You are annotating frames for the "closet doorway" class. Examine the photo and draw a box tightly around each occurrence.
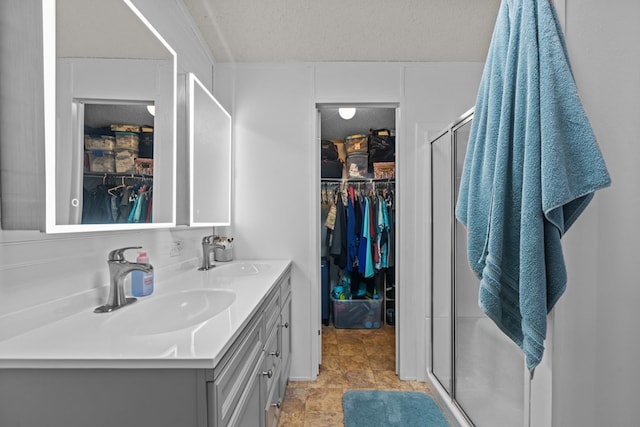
[316,104,398,376]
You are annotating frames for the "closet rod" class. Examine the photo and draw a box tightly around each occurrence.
[320,178,395,183]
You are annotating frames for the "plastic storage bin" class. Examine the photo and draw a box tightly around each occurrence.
[331,295,382,329]
[114,131,139,151]
[346,153,368,178]
[84,135,115,151]
[115,148,139,173]
[86,150,115,173]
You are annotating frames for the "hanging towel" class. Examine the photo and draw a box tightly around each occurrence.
[455,0,611,373]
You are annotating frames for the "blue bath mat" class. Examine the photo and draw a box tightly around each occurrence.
[342,390,449,427]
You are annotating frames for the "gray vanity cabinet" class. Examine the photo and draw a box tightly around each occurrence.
[0,269,292,427]
[261,274,292,427]
[279,277,292,400]
[209,311,264,427]
[209,271,292,427]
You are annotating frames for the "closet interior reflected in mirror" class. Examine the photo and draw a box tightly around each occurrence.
[80,101,155,224]
[49,0,177,232]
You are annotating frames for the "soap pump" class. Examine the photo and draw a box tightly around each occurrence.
[131,250,154,297]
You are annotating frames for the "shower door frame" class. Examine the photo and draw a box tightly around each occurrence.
[429,108,475,426]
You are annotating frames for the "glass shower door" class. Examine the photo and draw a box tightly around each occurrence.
[430,111,525,427]
[452,118,525,427]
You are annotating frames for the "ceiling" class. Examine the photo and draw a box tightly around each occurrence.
[182,0,501,63]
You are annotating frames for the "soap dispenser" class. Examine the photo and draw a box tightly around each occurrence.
[131,250,154,297]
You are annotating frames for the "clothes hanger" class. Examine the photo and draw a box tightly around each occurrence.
[107,176,127,196]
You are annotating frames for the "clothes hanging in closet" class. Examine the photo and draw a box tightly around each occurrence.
[82,177,153,224]
[326,183,394,283]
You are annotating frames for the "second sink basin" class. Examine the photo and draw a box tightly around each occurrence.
[213,262,270,276]
[101,289,236,335]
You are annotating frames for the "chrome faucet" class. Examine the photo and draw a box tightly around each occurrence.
[199,235,224,271]
[94,246,154,313]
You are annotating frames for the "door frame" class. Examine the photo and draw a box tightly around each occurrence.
[312,102,401,377]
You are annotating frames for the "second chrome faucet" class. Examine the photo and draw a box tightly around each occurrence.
[199,235,224,271]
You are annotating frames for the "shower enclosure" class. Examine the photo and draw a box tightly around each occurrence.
[430,109,525,427]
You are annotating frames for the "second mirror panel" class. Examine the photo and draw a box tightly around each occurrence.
[188,73,232,226]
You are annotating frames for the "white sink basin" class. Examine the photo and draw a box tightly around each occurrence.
[101,289,236,335]
[214,263,270,276]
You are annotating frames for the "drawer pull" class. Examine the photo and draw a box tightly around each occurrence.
[262,369,273,378]
[269,351,280,358]
[280,322,289,329]
[271,400,282,409]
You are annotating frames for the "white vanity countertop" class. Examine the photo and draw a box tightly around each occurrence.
[0,259,291,370]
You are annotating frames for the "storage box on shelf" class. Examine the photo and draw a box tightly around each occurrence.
[373,162,395,179]
[114,148,139,173]
[346,153,368,178]
[114,131,140,151]
[86,150,116,173]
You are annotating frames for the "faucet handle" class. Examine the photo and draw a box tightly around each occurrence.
[108,246,142,262]
[202,235,216,244]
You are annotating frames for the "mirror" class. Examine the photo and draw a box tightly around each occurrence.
[187,73,232,226]
[45,0,177,232]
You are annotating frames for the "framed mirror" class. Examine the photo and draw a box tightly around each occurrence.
[45,0,177,232]
[187,73,232,226]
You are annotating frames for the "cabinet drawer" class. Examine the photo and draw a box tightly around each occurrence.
[280,293,292,394]
[280,275,291,301]
[263,288,280,336]
[263,325,280,394]
[264,363,283,427]
[213,315,263,427]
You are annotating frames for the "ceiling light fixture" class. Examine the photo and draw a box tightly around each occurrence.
[146,105,155,116]
[338,107,356,120]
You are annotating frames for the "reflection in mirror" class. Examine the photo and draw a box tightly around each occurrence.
[47,0,176,232]
[188,73,232,226]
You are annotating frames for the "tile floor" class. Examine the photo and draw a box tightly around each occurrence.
[277,324,452,427]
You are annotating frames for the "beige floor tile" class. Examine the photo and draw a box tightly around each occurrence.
[278,411,306,427]
[338,353,370,371]
[313,369,349,388]
[319,355,341,371]
[336,342,365,356]
[305,388,344,412]
[374,370,414,390]
[303,411,344,427]
[321,342,339,356]
[344,370,377,389]
[281,387,309,413]
[278,325,448,427]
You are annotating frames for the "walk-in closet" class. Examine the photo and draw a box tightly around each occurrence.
[318,105,397,364]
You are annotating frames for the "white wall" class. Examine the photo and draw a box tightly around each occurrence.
[225,62,483,380]
[550,1,640,426]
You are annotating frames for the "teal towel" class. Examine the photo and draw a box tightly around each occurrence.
[455,0,611,373]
